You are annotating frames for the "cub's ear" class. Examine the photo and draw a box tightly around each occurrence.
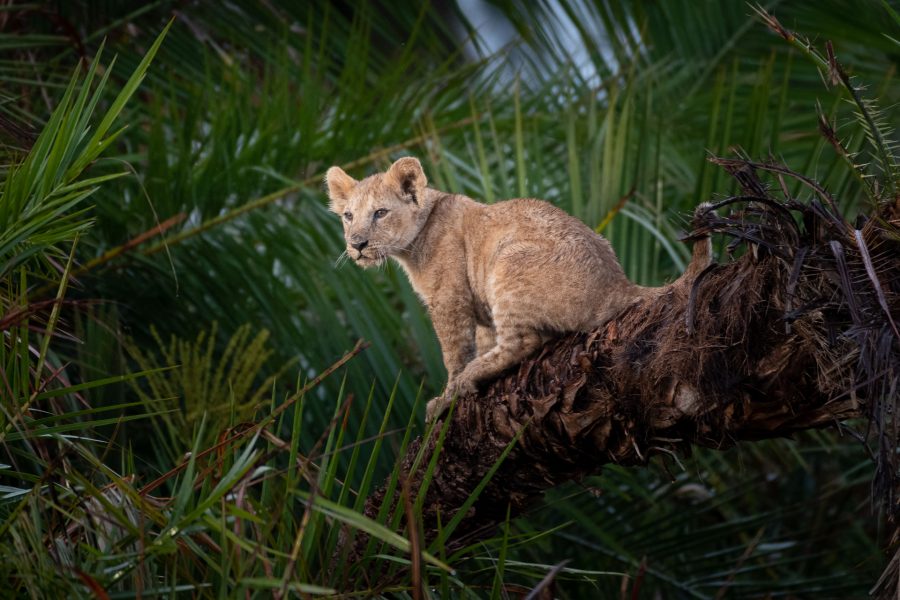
[386,157,427,204]
[325,166,357,214]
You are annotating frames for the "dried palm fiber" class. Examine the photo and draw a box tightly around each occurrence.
[357,157,900,594]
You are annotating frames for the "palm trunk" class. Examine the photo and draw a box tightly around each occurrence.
[360,158,900,596]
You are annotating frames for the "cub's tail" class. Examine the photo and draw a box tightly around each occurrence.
[631,202,717,303]
[678,202,717,281]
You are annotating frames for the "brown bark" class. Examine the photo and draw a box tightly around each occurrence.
[361,159,900,595]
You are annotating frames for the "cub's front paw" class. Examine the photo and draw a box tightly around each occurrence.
[425,396,453,423]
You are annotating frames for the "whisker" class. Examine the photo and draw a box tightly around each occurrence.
[334,250,351,268]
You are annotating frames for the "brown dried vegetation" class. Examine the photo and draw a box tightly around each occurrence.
[361,157,900,595]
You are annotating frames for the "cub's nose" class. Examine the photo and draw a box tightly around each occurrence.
[351,240,368,252]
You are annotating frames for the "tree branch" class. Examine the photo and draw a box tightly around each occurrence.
[359,158,900,594]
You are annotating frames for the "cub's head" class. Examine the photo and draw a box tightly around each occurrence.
[326,157,429,267]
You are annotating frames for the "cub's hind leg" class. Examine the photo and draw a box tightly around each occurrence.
[475,324,496,357]
[451,313,542,397]
[451,261,546,399]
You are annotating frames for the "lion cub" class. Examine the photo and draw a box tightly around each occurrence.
[326,157,708,421]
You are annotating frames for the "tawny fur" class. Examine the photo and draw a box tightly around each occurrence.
[326,157,711,421]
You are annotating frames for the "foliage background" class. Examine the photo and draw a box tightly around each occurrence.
[1,0,898,597]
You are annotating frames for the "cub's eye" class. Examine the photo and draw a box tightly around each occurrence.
[373,208,389,220]
[343,212,353,221]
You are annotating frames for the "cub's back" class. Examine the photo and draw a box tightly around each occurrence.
[459,196,634,330]
[478,198,624,271]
